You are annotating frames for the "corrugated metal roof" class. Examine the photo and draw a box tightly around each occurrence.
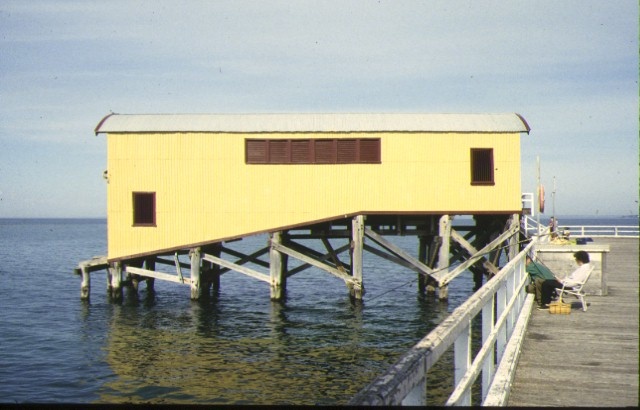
[95,113,530,134]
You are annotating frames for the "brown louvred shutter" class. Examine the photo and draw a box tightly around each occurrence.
[291,140,311,163]
[246,140,267,163]
[268,140,289,163]
[314,139,335,163]
[359,139,381,163]
[337,139,357,163]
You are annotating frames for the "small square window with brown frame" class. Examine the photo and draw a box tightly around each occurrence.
[470,148,495,185]
[132,192,156,226]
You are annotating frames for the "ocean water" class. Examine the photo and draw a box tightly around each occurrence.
[0,216,636,405]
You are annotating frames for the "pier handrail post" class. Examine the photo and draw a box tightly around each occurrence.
[481,295,496,398]
[454,319,472,406]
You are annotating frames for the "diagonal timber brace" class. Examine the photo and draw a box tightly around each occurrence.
[219,246,270,271]
[364,228,436,280]
[286,242,351,277]
[432,223,519,286]
[202,253,271,283]
[363,244,425,274]
[270,241,354,284]
[450,229,499,276]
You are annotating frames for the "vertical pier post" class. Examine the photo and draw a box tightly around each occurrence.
[418,236,428,294]
[270,231,287,301]
[438,215,451,300]
[350,215,365,300]
[109,261,123,301]
[209,244,221,295]
[80,266,91,300]
[425,236,441,294]
[145,257,156,293]
[129,260,143,295]
[190,247,202,300]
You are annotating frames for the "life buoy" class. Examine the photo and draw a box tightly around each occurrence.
[538,185,545,213]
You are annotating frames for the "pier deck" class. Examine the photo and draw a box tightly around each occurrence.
[508,237,639,407]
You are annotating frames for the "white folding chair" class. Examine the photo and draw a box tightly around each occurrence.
[555,265,595,312]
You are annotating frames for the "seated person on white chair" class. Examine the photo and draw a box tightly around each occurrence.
[538,251,591,310]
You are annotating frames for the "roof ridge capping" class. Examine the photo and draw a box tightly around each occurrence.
[95,112,530,135]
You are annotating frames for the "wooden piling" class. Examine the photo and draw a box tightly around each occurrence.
[109,261,123,301]
[80,266,90,300]
[438,215,451,300]
[418,236,428,294]
[350,215,365,300]
[190,247,201,300]
[144,258,156,293]
[270,231,287,300]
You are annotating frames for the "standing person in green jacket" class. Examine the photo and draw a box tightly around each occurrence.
[525,256,556,308]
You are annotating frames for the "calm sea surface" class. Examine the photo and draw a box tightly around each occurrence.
[0,216,635,404]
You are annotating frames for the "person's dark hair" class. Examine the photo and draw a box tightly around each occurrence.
[573,250,590,264]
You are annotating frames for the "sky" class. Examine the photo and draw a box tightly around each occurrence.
[0,0,638,218]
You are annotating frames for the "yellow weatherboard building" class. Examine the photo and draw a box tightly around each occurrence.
[95,113,530,262]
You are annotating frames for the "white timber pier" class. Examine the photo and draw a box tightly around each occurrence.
[506,237,639,407]
[348,228,638,406]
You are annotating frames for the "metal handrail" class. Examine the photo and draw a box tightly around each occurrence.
[559,225,639,238]
[349,236,537,406]
[522,216,639,238]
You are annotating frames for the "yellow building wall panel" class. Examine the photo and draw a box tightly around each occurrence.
[107,131,522,259]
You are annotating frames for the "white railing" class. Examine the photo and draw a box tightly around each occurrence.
[521,216,549,240]
[521,215,639,238]
[560,225,639,238]
[349,238,537,406]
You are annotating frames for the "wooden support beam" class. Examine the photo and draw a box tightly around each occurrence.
[144,258,156,292]
[174,253,185,283]
[322,237,348,273]
[80,265,90,300]
[418,236,428,294]
[128,259,143,293]
[109,261,123,301]
[438,215,451,299]
[75,255,109,274]
[75,256,109,301]
[155,256,190,270]
[126,266,187,284]
[364,228,435,278]
[270,241,354,283]
[286,243,351,277]
[450,229,499,275]
[220,246,270,271]
[432,224,519,286]
[362,244,422,274]
[202,253,271,283]
[350,215,365,300]
[190,247,201,300]
[205,245,221,295]
[270,231,286,300]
